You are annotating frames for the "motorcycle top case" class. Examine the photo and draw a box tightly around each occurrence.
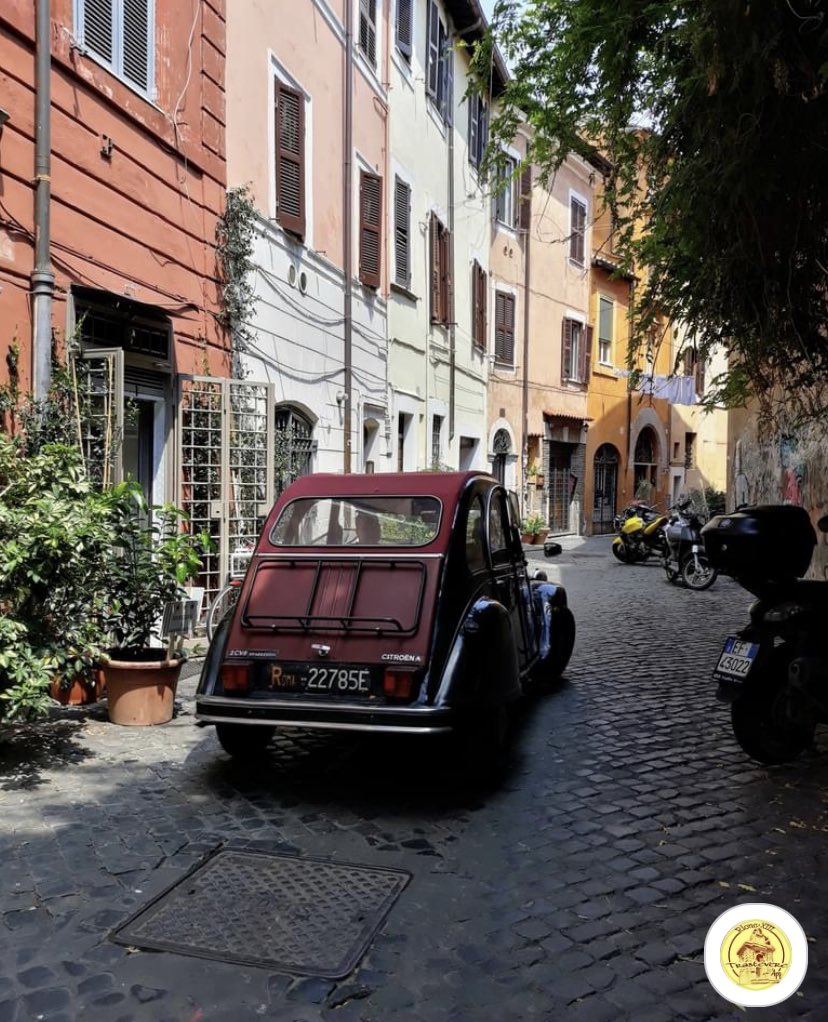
[701,505,816,581]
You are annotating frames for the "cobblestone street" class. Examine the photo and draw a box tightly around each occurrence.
[3,535,828,1021]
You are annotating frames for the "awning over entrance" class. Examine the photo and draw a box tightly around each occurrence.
[542,411,592,425]
[543,412,590,445]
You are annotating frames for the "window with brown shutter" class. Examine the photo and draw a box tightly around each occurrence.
[694,348,706,396]
[581,325,594,382]
[494,290,515,366]
[562,318,590,383]
[472,260,487,350]
[275,80,306,239]
[562,318,574,380]
[518,164,533,232]
[396,0,412,60]
[430,213,451,325]
[394,177,411,289]
[359,171,382,289]
[359,0,378,68]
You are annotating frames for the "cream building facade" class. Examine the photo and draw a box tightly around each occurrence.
[488,145,594,532]
[226,0,391,481]
[386,0,505,472]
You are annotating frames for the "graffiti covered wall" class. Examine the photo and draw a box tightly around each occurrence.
[730,409,828,579]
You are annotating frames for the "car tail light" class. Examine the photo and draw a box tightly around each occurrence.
[220,663,250,692]
[382,669,417,700]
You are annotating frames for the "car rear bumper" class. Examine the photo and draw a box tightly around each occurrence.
[195,695,454,735]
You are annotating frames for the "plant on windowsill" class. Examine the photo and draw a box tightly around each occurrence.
[521,512,549,546]
[97,482,212,726]
[526,460,545,488]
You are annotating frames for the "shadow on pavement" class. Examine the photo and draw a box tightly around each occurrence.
[0,714,98,791]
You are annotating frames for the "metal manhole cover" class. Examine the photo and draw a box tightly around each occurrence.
[111,849,410,978]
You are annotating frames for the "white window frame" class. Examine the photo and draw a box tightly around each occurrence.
[598,294,614,366]
[394,0,414,65]
[563,310,586,382]
[74,0,156,101]
[495,154,518,230]
[354,0,387,100]
[426,1,453,126]
[569,190,588,266]
[268,54,314,242]
[358,0,379,69]
[468,92,488,171]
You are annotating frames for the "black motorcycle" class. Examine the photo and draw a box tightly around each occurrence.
[663,498,718,590]
[702,505,828,764]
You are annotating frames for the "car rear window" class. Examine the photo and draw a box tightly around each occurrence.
[269,496,442,547]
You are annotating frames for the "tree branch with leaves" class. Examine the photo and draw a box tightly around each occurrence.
[474,0,828,432]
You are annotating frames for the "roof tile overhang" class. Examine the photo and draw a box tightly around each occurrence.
[591,254,638,282]
[543,412,592,424]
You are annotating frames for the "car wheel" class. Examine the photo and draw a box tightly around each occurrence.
[215,723,275,759]
[731,653,815,765]
[680,551,718,590]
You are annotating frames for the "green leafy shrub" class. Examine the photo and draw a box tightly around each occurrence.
[0,438,114,719]
[704,487,727,516]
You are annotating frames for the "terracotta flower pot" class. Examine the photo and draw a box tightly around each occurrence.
[50,669,106,706]
[101,652,183,726]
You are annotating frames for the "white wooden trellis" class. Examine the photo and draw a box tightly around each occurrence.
[176,377,316,607]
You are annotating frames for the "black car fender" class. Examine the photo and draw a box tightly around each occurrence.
[197,614,232,697]
[531,581,568,665]
[434,597,521,709]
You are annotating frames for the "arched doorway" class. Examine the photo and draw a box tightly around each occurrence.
[275,406,315,495]
[633,426,659,503]
[492,428,511,485]
[592,443,619,534]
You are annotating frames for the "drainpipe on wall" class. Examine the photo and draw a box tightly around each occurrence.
[32,0,55,400]
[342,0,354,473]
[521,168,532,514]
[447,42,456,445]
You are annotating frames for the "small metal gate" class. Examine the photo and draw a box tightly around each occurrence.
[592,444,619,534]
[547,442,572,533]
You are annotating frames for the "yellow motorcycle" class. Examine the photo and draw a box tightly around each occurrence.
[611,503,669,564]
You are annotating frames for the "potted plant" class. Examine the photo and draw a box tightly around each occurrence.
[521,512,549,545]
[97,482,211,726]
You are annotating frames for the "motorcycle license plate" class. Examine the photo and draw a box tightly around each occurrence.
[713,637,759,683]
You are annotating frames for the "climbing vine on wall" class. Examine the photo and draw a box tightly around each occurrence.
[216,185,259,378]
